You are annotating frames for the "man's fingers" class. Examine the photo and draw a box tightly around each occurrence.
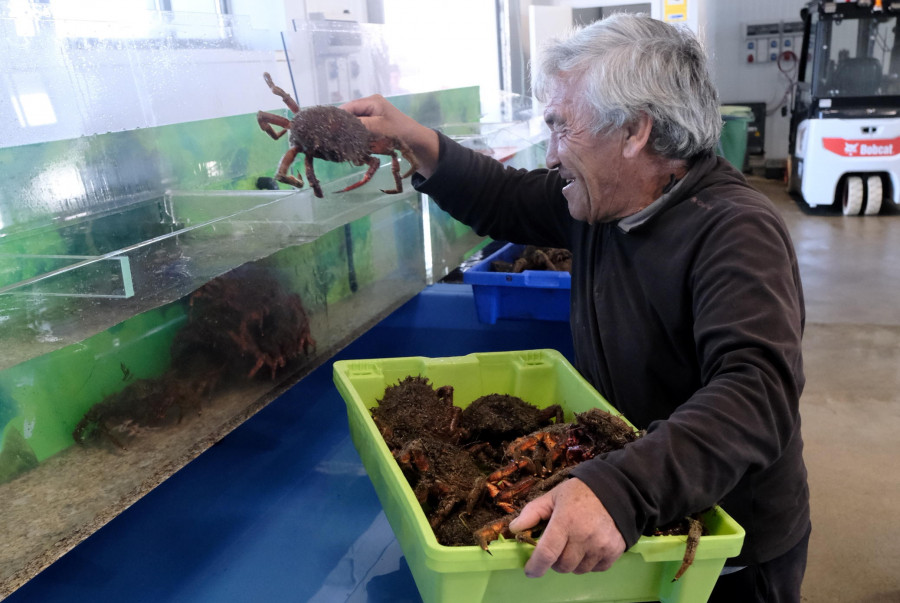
[508,495,551,533]
[591,557,616,572]
[523,528,566,578]
[340,95,384,117]
[570,550,605,575]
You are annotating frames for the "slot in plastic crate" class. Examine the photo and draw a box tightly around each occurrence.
[333,349,745,603]
[463,243,571,324]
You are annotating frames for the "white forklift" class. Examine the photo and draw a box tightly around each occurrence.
[788,0,900,215]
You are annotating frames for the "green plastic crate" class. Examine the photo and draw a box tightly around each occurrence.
[333,349,745,603]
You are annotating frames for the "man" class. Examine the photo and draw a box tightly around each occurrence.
[342,13,810,603]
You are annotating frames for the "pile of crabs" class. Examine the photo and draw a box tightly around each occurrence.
[489,245,573,273]
[372,376,706,579]
[371,375,644,551]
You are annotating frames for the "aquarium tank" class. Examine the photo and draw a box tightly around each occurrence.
[0,2,548,596]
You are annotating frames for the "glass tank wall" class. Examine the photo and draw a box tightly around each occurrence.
[427,90,549,281]
[0,3,548,597]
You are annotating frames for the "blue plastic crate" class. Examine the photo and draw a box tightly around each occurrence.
[462,243,571,324]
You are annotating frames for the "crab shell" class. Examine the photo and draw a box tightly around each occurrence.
[289,105,374,164]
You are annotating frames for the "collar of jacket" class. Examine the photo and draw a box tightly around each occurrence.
[617,151,719,234]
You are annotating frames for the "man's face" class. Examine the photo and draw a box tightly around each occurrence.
[543,77,633,224]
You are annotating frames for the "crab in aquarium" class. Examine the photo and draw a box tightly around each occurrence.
[176,264,316,380]
[73,265,316,450]
[256,72,419,198]
[72,355,222,450]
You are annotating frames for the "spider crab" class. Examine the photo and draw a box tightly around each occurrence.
[482,408,639,514]
[179,264,316,379]
[256,72,418,198]
[394,436,487,530]
[370,376,464,450]
[473,408,641,549]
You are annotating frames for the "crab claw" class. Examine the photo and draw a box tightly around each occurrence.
[473,516,514,553]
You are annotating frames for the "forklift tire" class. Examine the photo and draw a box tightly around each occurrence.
[842,176,863,216]
[864,175,883,215]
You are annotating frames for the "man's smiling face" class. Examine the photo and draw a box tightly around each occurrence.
[543,76,640,224]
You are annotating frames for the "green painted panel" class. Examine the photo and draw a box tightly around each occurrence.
[0,305,184,465]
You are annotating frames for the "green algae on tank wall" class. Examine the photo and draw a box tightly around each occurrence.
[261,195,427,345]
[0,192,426,483]
[0,426,38,484]
[0,111,289,242]
[0,303,185,478]
[0,230,69,290]
[0,257,316,482]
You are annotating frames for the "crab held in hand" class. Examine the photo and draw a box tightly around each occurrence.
[256,72,418,198]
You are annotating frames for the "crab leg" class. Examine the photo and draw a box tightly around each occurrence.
[474,516,514,553]
[397,142,419,178]
[514,518,548,546]
[372,136,419,180]
[257,111,291,140]
[338,156,380,194]
[487,458,535,489]
[263,72,301,113]
[672,516,704,581]
[305,154,324,198]
[494,476,539,513]
[465,476,487,514]
[381,152,403,194]
[429,492,463,529]
[275,148,305,189]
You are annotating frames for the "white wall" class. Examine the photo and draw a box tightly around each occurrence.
[1,0,808,156]
[703,0,808,159]
[380,0,500,95]
[510,0,663,95]
[516,0,807,160]
[1,0,502,148]
[1,0,290,147]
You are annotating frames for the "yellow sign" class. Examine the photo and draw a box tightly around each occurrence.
[664,0,687,22]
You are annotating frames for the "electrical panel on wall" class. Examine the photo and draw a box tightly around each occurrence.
[744,21,804,65]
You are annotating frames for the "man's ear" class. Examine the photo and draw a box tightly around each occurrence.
[623,112,653,159]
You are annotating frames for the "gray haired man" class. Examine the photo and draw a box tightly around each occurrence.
[343,13,810,602]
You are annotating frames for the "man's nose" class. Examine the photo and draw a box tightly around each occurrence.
[545,135,560,168]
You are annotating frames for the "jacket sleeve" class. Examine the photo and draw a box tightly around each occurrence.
[571,201,806,550]
[412,132,573,248]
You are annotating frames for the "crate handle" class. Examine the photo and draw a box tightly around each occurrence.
[521,350,546,366]
[346,361,381,376]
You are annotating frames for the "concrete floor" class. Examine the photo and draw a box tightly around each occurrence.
[748,176,900,603]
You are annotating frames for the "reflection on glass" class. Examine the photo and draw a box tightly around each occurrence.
[10,92,57,127]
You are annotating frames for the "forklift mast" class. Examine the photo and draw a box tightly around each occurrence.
[792,0,900,149]
[788,0,900,214]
